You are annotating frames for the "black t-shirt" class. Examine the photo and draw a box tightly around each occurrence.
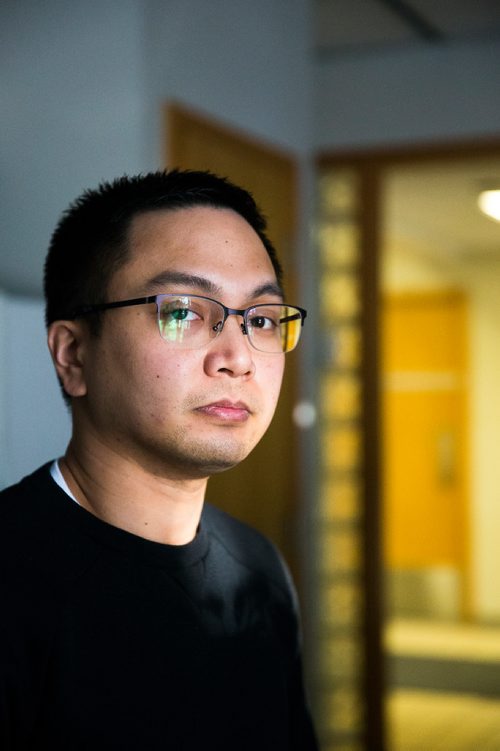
[0,464,317,750]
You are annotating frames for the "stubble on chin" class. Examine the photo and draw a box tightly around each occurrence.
[163,426,256,478]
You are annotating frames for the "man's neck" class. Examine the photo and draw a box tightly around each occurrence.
[59,439,208,546]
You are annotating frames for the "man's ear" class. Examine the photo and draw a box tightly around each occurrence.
[47,321,88,398]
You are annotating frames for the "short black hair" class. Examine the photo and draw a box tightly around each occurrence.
[44,169,283,328]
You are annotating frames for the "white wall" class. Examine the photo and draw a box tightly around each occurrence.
[0,293,71,489]
[1,0,313,298]
[0,0,150,483]
[143,0,312,161]
[0,294,7,485]
[315,38,500,150]
[0,0,148,297]
[468,268,500,622]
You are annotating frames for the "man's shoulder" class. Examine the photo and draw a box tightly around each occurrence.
[202,502,296,596]
[0,463,54,526]
[0,463,98,585]
[202,502,278,559]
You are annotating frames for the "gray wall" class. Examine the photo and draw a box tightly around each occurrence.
[0,0,313,487]
[314,37,500,149]
[0,293,71,487]
[1,0,148,297]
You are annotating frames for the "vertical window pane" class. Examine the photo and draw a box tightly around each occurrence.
[315,168,365,749]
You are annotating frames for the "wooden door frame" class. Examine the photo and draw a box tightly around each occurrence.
[317,135,500,751]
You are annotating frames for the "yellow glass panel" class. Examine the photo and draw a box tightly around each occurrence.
[319,477,361,522]
[321,581,363,628]
[322,373,361,420]
[332,325,362,369]
[323,426,361,472]
[316,166,364,750]
[320,528,362,574]
[318,222,360,267]
[325,743,364,751]
[319,687,364,735]
[321,273,360,319]
[320,635,363,680]
[319,171,359,215]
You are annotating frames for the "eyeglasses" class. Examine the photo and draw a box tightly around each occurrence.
[71,293,307,354]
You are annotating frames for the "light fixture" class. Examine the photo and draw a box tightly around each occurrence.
[478,189,500,223]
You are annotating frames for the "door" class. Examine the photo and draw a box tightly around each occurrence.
[166,103,300,574]
[382,290,469,614]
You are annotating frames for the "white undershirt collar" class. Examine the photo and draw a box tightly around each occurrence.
[50,459,80,505]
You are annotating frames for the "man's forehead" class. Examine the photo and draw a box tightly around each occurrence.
[128,204,253,240]
[121,207,280,288]
[127,205,264,255]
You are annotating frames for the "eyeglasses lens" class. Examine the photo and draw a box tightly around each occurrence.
[158,296,216,346]
[157,296,302,353]
[246,305,302,353]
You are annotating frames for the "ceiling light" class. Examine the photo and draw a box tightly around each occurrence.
[478,189,500,222]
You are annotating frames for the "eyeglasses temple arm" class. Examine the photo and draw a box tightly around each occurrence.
[70,295,158,319]
[280,309,307,326]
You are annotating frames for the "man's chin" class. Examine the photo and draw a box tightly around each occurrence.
[178,441,254,478]
[161,429,260,479]
[200,457,241,475]
[184,450,248,477]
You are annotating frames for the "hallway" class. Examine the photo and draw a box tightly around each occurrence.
[386,619,500,750]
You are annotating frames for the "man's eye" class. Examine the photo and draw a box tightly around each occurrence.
[249,315,278,330]
[164,307,202,324]
[171,308,194,321]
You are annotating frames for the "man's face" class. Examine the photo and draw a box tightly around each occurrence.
[77,206,285,480]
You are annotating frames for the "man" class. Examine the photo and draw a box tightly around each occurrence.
[0,170,317,749]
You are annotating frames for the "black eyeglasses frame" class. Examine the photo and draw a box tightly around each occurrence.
[69,293,307,353]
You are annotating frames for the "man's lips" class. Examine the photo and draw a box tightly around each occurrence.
[195,400,251,423]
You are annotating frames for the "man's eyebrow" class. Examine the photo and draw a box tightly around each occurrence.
[145,272,284,301]
[146,271,222,296]
[250,282,284,300]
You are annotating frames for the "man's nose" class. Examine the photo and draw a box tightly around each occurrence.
[204,315,255,378]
